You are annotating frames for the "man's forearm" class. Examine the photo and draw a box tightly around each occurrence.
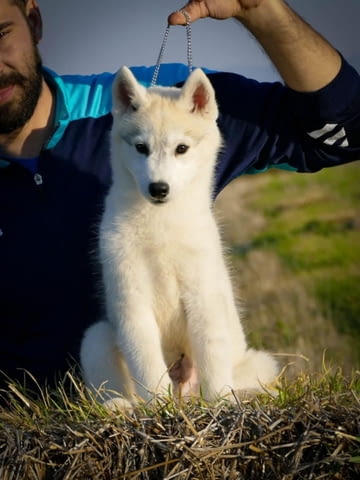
[237,0,342,92]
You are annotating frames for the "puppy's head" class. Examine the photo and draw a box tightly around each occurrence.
[111,66,221,203]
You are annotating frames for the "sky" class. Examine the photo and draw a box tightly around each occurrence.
[38,1,360,83]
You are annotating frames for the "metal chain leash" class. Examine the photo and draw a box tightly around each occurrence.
[151,10,193,87]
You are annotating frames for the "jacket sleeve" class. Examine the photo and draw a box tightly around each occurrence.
[210,56,360,193]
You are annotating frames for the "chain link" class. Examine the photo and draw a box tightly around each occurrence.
[151,9,193,87]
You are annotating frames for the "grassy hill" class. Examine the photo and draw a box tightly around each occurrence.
[0,371,359,479]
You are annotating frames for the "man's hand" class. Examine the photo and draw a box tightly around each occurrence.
[168,0,342,93]
[168,0,264,25]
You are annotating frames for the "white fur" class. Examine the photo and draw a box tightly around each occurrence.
[80,66,278,407]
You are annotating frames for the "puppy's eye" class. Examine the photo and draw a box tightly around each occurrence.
[175,144,189,155]
[135,143,149,155]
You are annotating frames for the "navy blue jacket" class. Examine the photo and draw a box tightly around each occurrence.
[0,60,359,387]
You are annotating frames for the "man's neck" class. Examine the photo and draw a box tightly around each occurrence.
[0,78,55,159]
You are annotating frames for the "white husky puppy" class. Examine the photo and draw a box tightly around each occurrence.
[80,66,278,408]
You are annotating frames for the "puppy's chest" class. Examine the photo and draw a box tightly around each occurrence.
[106,206,219,317]
[143,249,188,331]
[144,245,185,297]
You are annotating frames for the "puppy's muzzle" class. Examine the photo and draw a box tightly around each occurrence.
[148,181,170,202]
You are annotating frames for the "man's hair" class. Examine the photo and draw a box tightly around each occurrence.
[11,0,27,10]
[9,0,31,17]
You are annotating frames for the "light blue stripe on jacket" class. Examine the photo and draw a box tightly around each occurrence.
[44,63,213,149]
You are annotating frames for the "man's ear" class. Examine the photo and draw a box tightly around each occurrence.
[26,1,43,43]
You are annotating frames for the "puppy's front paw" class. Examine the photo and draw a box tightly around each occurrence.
[102,396,134,414]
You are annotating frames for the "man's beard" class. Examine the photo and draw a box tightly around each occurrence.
[0,46,43,135]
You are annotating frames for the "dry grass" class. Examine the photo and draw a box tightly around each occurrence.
[0,371,359,479]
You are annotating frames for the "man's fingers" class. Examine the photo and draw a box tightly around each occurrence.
[168,1,206,25]
[168,9,190,26]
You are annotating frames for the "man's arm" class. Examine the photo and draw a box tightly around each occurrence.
[168,0,359,185]
[168,0,342,92]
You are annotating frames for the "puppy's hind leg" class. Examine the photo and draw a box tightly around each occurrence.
[233,348,278,394]
[80,320,135,410]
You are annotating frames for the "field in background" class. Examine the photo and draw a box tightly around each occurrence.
[215,161,360,375]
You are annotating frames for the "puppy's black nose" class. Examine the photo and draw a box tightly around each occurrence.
[149,181,169,200]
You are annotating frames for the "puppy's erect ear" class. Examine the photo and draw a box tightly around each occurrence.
[112,66,147,114]
[180,68,218,119]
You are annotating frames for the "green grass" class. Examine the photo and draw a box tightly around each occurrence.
[241,163,360,362]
